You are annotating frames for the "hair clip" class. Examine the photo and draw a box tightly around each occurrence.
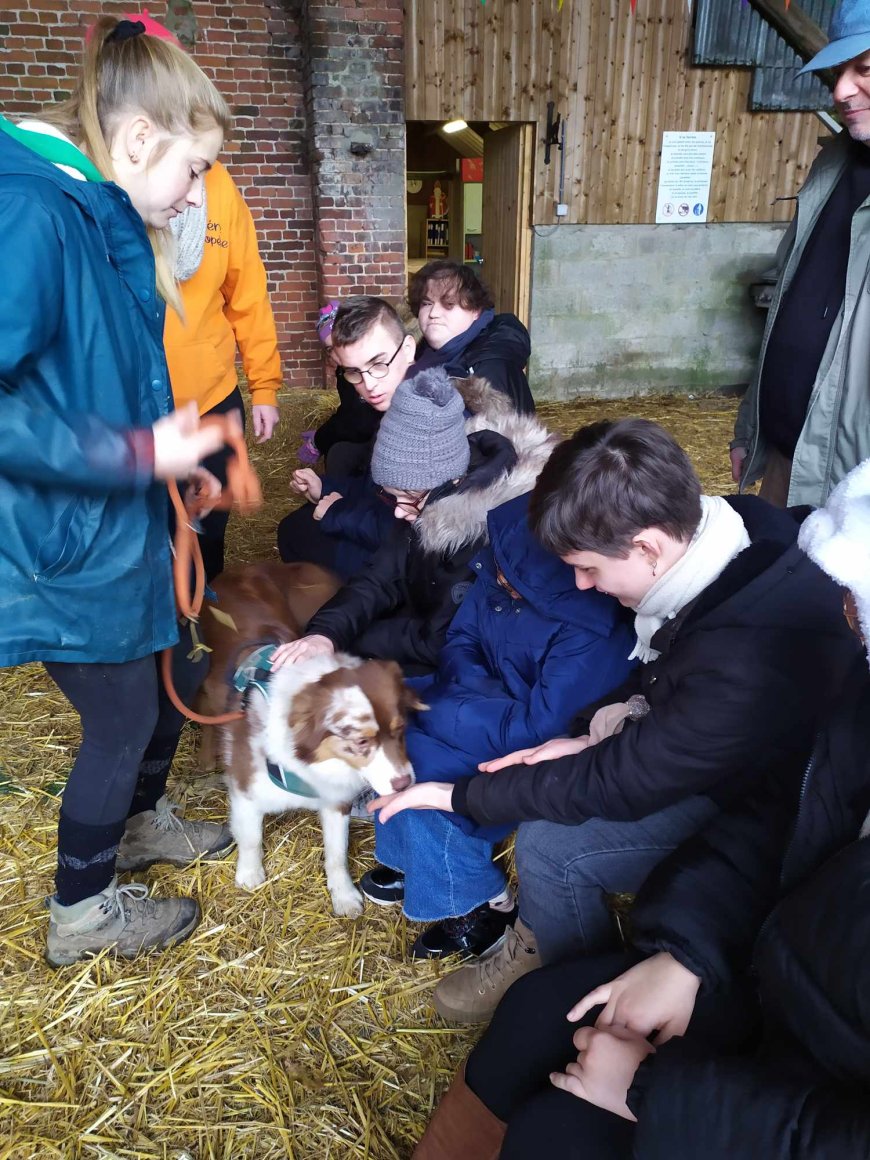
[107,19,147,43]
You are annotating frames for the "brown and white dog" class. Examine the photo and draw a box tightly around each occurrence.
[199,562,423,916]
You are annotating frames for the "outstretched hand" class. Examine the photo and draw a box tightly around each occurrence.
[367,782,454,822]
[270,634,334,670]
[550,1024,653,1120]
[567,952,701,1045]
[478,735,591,774]
[313,492,343,521]
[291,468,323,503]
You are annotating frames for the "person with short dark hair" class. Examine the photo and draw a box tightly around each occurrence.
[370,418,859,1024]
[530,420,703,557]
[276,297,415,576]
[296,301,381,476]
[410,260,534,414]
[332,294,408,349]
[412,457,870,1160]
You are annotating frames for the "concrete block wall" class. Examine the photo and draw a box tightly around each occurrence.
[0,0,407,386]
[529,223,787,400]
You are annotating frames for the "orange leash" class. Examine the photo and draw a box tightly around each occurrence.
[160,414,263,726]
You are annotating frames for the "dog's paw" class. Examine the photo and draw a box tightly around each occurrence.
[331,886,364,918]
[235,863,267,890]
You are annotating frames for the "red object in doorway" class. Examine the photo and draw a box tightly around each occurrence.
[461,158,484,183]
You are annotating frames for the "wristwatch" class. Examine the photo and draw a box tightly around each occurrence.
[626,694,651,722]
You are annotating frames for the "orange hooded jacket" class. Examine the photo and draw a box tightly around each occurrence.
[164,162,282,414]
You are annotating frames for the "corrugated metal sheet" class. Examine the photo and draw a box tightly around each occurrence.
[406,0,828,225]
[694,0,834,111]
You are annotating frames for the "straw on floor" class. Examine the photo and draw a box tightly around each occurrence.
[0,388,739,1159]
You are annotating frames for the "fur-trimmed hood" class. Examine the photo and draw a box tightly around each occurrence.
[414,376,558,557]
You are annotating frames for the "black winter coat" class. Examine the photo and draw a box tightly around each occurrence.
[306,408,555,672]
[626,656,870,1158]
[313,368,381,456]
[452,496,860,826]
[417,313,534,415]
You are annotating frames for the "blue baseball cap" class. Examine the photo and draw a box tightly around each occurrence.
[799,0,870,74]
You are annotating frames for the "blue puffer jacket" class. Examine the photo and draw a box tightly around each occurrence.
[0,126,177,665]
[403,492,636,837]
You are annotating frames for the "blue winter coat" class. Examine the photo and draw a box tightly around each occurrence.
[401,492,636,837]
[0,127,177,665]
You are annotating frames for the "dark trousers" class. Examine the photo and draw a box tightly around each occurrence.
[758,445,792,509]
[45,624,208,904]
[465,954,759,1158]
[198,386,246,582]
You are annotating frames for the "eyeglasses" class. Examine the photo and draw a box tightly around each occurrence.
[376,486,428,516]
[341,341,405,386]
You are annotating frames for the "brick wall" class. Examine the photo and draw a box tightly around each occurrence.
[300,0,407,306]
[0,0,407,387]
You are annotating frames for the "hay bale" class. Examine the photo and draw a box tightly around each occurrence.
[0,388,739,1157]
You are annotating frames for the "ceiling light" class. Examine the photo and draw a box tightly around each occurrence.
[442,119,468,134]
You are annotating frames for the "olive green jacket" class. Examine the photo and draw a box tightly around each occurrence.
[734,134,870,507]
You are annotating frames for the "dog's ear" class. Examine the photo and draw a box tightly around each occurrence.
[375,659,429,714]
[287,685,329,762]
[402,684,429,714]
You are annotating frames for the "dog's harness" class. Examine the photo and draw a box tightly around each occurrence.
[232,645,319,798]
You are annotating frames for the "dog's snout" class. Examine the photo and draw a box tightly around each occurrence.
[391,774,412,792]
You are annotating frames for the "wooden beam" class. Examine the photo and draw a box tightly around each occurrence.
[747,0,826,61]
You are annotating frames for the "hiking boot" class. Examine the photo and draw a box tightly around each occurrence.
[116,795,234,871]
[359,865,405,905]
[45,877,200,968]
[411,902,518,960]
[432,917,540,1024]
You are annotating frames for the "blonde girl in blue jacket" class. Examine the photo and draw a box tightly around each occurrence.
[0,16,234,966]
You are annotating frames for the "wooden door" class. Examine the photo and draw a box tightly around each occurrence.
[481,124,534,326]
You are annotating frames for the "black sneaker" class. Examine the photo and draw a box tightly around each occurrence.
[359,865,405,905]
[411,903,518,960]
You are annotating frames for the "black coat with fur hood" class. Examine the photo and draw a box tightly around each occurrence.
[305,398,557,674]
[452,496,861,825]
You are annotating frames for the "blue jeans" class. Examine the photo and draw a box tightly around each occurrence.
[375,809,508,922]
[516,796,719,964]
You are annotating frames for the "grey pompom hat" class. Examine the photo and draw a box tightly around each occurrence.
[370,367,470,491]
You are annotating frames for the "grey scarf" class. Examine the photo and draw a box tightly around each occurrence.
[170,190,208,282]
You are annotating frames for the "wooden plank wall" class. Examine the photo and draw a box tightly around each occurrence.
[405,0,829,225]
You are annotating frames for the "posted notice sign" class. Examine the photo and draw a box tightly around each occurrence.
[655,131,715,224]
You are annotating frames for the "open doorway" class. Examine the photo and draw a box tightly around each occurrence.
[405,121,534,326]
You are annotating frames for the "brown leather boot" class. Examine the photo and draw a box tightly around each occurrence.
[413,1066,505,1159]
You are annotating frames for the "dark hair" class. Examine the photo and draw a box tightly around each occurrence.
[331,296,406,350]
[529,419,702,558]
[408,260,495,316]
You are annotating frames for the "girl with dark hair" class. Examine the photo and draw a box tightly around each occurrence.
[410,260,535,415]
